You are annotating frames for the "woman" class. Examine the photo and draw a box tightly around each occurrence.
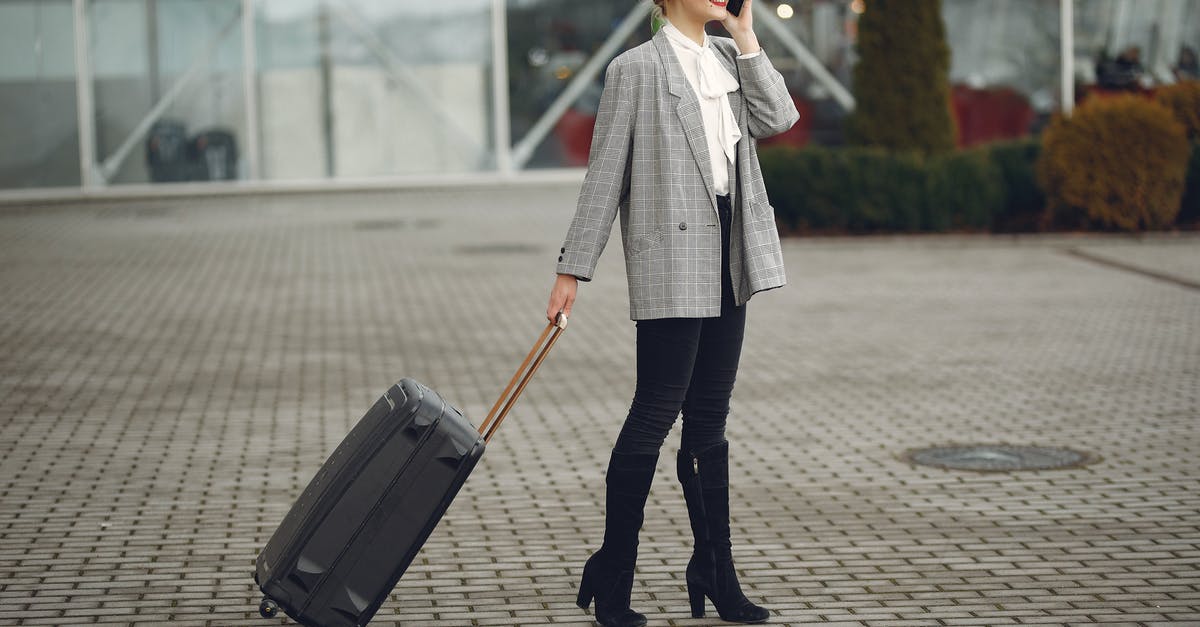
[546,0,798,624]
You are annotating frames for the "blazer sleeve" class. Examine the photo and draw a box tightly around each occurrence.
[555,58,636,282]
[736,51,800,139]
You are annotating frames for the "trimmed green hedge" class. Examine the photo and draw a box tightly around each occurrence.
[760,137,1200,234]
[760,139,1043,234]
[987,139,1045,232]
[924,148,1004,230]
[760,146,924,232]
[760,137,1200,233]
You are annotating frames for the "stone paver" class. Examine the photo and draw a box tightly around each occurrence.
[1,184,1198,626]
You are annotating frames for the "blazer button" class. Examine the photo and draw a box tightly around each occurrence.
[560,247,566,253]
[558,255,564,262]
[678,222,687,231]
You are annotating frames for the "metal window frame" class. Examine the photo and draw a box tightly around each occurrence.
[72,0,98,187]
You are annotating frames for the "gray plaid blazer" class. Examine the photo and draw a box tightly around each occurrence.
[555,28,800,320]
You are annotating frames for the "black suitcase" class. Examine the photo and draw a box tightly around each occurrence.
[254,315,567,626]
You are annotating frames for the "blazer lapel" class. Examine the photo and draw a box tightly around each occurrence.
[652,30,716,203]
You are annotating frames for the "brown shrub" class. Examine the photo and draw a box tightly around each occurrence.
[1037,95,1190,230]
[1155,80,1200,141]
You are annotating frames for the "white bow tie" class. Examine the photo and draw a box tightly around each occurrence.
[694,44,741,99]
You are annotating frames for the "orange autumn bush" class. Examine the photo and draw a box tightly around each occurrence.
[1155,80,1200,140]
[1037,94,1190,230]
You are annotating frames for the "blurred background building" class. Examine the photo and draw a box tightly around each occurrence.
[1,0,1198,194]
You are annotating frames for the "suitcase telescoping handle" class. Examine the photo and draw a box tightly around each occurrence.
[478,312,568,443]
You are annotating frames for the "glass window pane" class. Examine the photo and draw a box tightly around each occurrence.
[256,0,496,180]
[0,0,81,189]
[747,1,854,148]
[91,0,246,185]
[1075,0,1200,91]
[506,0,654,169]
[942,0,1060,144]
[503,0,852,165]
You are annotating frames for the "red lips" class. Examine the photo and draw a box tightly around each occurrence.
[711,0,728,6]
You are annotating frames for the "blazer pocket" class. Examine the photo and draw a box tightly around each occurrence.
[748,199,776,220]
[629,230,666,257]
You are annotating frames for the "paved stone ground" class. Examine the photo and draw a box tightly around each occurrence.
[1,184,1198,626]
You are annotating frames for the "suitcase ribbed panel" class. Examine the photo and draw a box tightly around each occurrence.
[256,379,484,626]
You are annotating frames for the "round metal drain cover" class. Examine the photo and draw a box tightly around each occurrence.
[902,444,1096,472]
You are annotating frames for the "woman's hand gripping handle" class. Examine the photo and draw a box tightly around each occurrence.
[547,273,578,323]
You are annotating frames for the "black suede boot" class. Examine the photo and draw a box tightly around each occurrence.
[678,441,769,623]
[576,449,658,627]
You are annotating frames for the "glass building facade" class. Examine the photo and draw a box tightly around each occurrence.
[1,0,1198,193]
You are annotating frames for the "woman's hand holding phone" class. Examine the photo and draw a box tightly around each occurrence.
[722,0,759,55]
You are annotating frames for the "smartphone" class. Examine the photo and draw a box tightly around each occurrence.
[726,0,744,16]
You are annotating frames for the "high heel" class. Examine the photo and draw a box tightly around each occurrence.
[685,553,768,623]
[677,442,771,624]
[687,580,706,618]
[578,552,644,626]
[576,566,594,609]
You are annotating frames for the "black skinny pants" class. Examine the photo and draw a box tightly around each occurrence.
[613,195,746,456]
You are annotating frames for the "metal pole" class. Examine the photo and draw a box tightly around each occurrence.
[147,0,160,101]
[1111,0,1132,51]
[73,0,98,187]
[242,0,261,179]
[490,0,513,174]
[318,1,335,177]
[1061,0,1074,115]
[1154,0,1186,82]
[511,2,649,169]
[757,7,855,112]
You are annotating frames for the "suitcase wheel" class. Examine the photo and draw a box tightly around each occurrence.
[258,597,280,619]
